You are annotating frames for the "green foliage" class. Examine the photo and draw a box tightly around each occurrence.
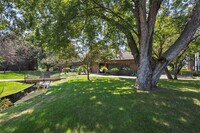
[63,67,71,73]
[38,67,46,72]
[193,71,200,77]
[181,68,188,71]
[100,66,109,73]
[110,67,119,75]
[76,66,85,75]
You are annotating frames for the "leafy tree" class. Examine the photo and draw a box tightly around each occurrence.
[77,40,115,80]
[0,32,36,72]
[6,0,200,90]
[0,33,16,72]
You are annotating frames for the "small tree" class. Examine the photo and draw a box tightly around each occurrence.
[77,39,115,80]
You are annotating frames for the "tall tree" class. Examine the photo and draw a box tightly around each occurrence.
[0,32,36,72]
[9,0,200,90]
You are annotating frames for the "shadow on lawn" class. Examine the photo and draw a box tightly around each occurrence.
[1,77,200,133]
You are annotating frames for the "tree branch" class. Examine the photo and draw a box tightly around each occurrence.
[99,14,139,65]
[162,1,200,62]
[131,1,141,38]
[152,1,200,83]
[148,0,163,35]
[91,0,138,36]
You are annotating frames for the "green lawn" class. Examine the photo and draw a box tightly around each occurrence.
[0,77,200,133]
[0,72,25,79]
[0,82,31,97]
[0,71,77,80]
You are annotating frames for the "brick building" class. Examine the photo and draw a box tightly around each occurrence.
[91,52,137,75]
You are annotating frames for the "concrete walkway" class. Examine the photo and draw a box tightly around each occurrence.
[90,74,200,80]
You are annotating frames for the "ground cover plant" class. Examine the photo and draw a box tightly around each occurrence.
[0,82,31,97]
[0,77,200,133]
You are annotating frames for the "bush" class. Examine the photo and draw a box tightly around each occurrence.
[193,71,200,76]
[76,65,87,75]
[100,66,109,73]
[38,67,46,72]
[0,98,13,111]
[70,69,75,72]
[63,67,71,73]
[181,68,188,71]
[76,67,82,75]
[111,68,119,75]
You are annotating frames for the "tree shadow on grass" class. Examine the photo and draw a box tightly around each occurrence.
[1,77,200,133]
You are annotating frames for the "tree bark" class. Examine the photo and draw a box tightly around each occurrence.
[87,64,90,80]
[135,0,162,90]
[173,62,178,80]
[165,67,173,79]
[150,1,200,87]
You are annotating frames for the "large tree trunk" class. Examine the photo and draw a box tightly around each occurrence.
[136,0,162,90]
[97,0,200,90]
[137,61,156,90]
[138,1,200,90]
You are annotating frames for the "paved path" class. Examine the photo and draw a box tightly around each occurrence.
[0,74,199,82]
[90,74,200,80]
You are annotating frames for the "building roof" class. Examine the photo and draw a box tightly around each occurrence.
[115,52,134,60]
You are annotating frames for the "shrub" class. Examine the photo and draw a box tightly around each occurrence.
[38,67,46,72]
[70,69,75,72]
[63,67,71,73]
[100,66,109,73]
[76,65,87,75]
[0,98,13,111]
[181,68,188,71]
[193,71,200,76]
[76,67,82,75]
[111,68,119,75]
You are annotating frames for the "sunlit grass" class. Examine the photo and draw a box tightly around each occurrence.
[0,76,200,133]
[0,71,78,80]
[0,82,31,97]
[0,72,25,79]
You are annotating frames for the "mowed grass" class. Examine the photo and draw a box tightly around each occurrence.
[0,72,25,79]
[0,77,200,133]
[0,82,31,97]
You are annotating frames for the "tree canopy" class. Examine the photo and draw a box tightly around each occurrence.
[1,0,200,90]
